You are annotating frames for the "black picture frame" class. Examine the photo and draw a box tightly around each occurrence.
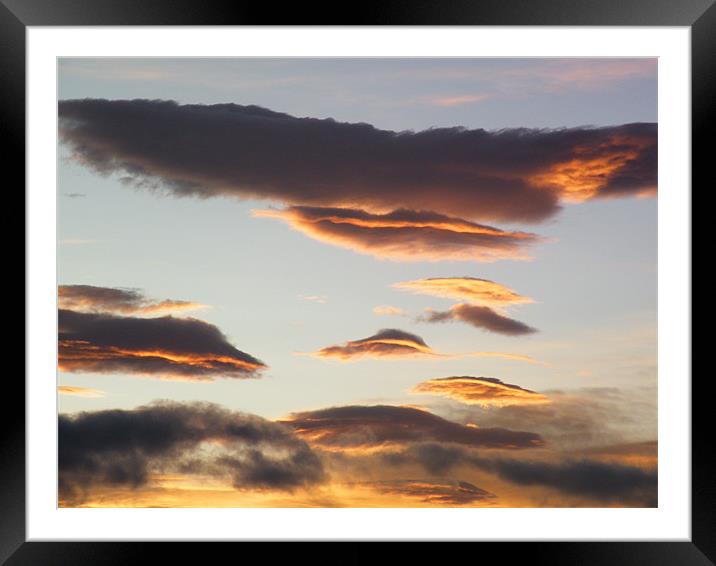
[5,0,706,563]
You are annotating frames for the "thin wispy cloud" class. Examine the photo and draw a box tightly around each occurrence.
[373,305,409,317]
[431,94,490,107]
[58,385,106,398]
[298,294,328,304]
[393,277,533,307]
[358,479,495,505]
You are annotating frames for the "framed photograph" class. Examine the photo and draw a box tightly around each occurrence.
[8,0,706,562]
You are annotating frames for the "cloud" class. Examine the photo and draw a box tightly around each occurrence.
[59,401,326,503]
[580,441,657,468]
[471,457,656,504]
[59,99,656,223]
[442,387,657,451]
[311,328,434,360]
[58,309,266,380]
[373,305,409,317]
[58,385,105,398]
[413,376,550,407]
[281,404,544,450]
[254,206,541,262]
[388,442,656,504]
[393,277,532,307]
[59,284,207,316]
[308,328,539,363]
[360,479,495,505]
[297,294,328,304]
[419,304,537,336]
[431,94,490,107]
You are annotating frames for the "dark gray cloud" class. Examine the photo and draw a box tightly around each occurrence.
[58,99,656,223]
[59,401,326,503]
[419,303,537,335]
[254,206,541,262]
[59,284,206,315]
[472,456,656,504]
[281,404,544,450]
[58,309,266,380]
[387,442,656,504]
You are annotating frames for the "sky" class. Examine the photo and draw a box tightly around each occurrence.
[57,58,657,508]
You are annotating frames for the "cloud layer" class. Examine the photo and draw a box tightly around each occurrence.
[391,442,655,504]
[58,309,266,380]
[442,387,657,451]
[254,207,540,262]
[58,99,656,223]
[394,277,532,306]
[281,404,544,450]
[420,304,537,336]
[59,401,326,503]
[59,284,206,316]
[413,376,550,407]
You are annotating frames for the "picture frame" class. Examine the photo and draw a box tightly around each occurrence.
[5,0,706,562]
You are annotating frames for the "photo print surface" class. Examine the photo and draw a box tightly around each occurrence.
[57,57,657,508]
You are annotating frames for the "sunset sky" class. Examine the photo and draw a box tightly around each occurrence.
[57,58,657,508]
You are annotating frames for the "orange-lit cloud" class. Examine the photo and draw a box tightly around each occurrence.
[281,404,544,450]
[420,303,537,336]
[359,479,496,505]
[58,309,265,380]
[59,99,656,223]
[308,328,540,363]
[373,305,409,317]
[311,329,436,360]
[393,277,532,307]
[298,294,328,304]
[580,441,658,469]
[413,376,550,407]
[528,134,657,202]
[59,284,207,316]
[57,385,106,398]
[432,94,490,107]
[254,207,541,262]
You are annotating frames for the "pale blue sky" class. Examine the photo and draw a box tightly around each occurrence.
[57,58,657,423]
